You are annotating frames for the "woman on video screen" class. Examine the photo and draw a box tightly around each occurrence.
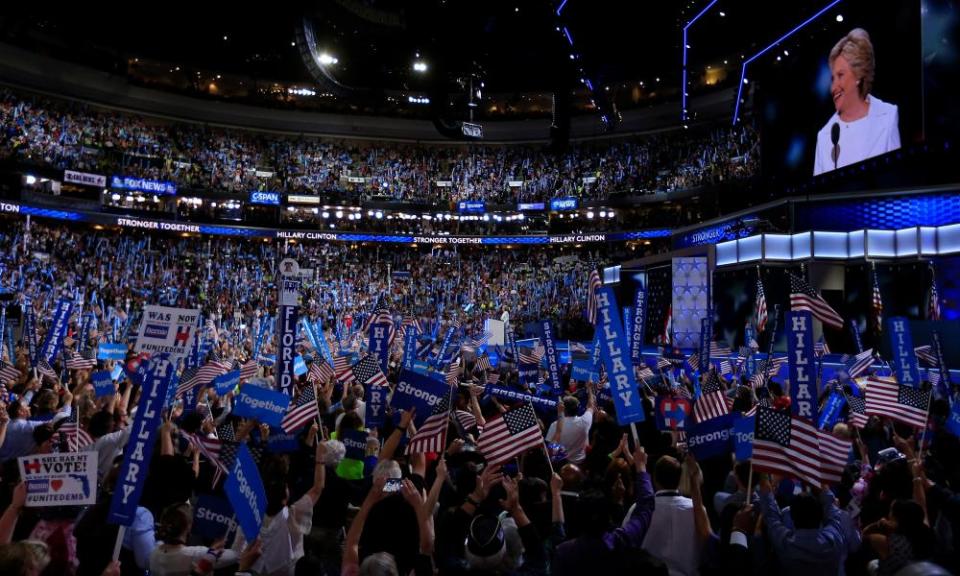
[813,28,900,176]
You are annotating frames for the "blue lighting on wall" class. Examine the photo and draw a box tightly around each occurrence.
[796,194,960,231]
[556,0,569,16]
[732,0,844,125]
[681,0,718,121]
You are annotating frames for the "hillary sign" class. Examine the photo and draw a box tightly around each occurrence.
[38,298,73,365]
[886,317,921,388]
[788,312,817,420]
[594,287,644,424]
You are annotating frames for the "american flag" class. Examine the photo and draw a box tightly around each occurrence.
[65,349,97,370]
[752,407,852,486]
[407,395,451,454]
[789,273,844,330]
[281,382,319,433]
[749,357,788,388]
[402,315,423,335]
[661,305,673,345]
[477,404,543,466]
[928,272,941,321]
[474,355,492,373]
[334,355,356,385]
[914,345,937,367]
[685,352,700,372]
[518,344,543,366]
[455,409,479,432]
[636,366,655,381]
[864,377,931,429]
[466,331,494,349]
[37,360,59,383]
[362,297,393,334]
[351,354,388,388]
[487,371,501,385]
[710,342,732,357]
[733,347,752,374]
[871,266,884,331]
[814,338,830,359]
[177,359,230,397]
[211,441,242,486]
[839,349,874,381]
[657,356,674,371]
[755,276,768,333]
[181,431,227,472]
[846,394,869,429]
[586,270,602,325]
[693,372,730,424]
[59,411,93,452]
[718,360,733,376]
[308,360,335,384]
[0,361,20,384]
[239,359,258,381]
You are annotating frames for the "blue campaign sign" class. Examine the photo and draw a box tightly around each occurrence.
[108,354,175,526]
[817,391,846,431]
[110,363,124,381]
[655,395,691,431]
[403,327,419,371]
[224,444,267,541]
[457,201,486,214]
[293,355,307,377]
[594,286,644,425]
[687,413,734,461]
[232,384,291,428]
[390,370,449,426]
[97,342,127,361]
[699,314,712,371]
[631,288,647,366]
[540,320,562,395]
[788,311,817,421]
[484,385,558,410]
[570,362,599,383]
[887,317,921,388]
[550,197,579,211]
[266,428,300,453]
[733,414,755,462]
[366,384,386,428]
[39,299,73,365]
[341,428,368,460]
[369,322,391,374]
[91,371,114,398]
[192,494,237,540]
[212,370,240,396]
[277,304,298,396]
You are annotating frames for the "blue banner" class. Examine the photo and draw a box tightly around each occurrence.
[631,288,647,366]
[91,371,114,398]
[39,298,74,366]
[403,328,419,371]
[483,385,558,410]
[300,318,320,351]
[224,444,267,541]
[887,317,921,388]
[277,304,298,396]
[24,300,38,366]
[788,311,817,421]
[369,322,391,374]
[266,428,300,453]
[108,354,175,525]
[390,370,449,426]
[435,327,456,368]
[366,383,386,428]
[253,316,269,363]
[570,362,599,383]
[233,384,291,428]
[293,355,307,377]
[192,494,237,540]
[817,391,846,430]
[594,286,644,425]
[97,342,127,361]
[699,314,712,372]
[687,413,734,460]
[540,320,562,395]
[733,414,755,461]
[341,428,368,460]
[212,370,240,396]
[315,320,334,367]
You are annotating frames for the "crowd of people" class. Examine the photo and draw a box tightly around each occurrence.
[0,218,956,576]
[0,88,759,205]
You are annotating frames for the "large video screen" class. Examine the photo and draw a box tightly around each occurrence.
[756,0,923,184]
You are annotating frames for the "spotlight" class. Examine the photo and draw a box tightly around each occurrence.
[719,11,726,17]
[586,211,595,219]
[375,211,383,219]
[25,175,36,185]
[318,53,338,66]
[413,61,428,73]
[835,14,843,22]
[335,210,343,218]
[321,211,330,218]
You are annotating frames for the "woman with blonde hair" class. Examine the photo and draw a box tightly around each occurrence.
[813,28,901,175]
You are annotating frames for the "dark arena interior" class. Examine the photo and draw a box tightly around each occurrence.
[0,1,958,575]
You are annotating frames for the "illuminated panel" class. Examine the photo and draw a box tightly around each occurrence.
[813,231,849,258]
[866,230,896,257]
[895,227,918,257]
[791,232,812,260]
[764,234,792,260]
[716,239,738,266]
[737,235,763,262]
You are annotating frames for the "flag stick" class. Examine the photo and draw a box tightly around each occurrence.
[111,526,127,561]
[630,422,640,448]
[746,463,754,499]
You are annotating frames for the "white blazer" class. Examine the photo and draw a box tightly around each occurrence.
[813,95,901,176]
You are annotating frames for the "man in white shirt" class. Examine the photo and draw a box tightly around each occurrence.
[641,455,701,576]
[546,386,595,465]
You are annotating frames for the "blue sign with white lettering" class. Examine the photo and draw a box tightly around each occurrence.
[540,320,562,395]
[248,191,281,206]
[389,370,449,426]
[403,327,419,371]
[277,299,298,397]
[97,342,127,361]
[687,413,734,461]
[595,286,644,424]
[266,428,300,453]
[111,175,176,196]
[224,444,267,541]
[887,317,921,388]
[788,311,817,421]
[293,355,307,377]
[457,201,486,214]
[366,384,387,429]
[108,354,175,526]
[550,197,579,211]
[232,384,291,428]
[212,370,240,396]
[631,288,646,366]
[39,299,73,365]
[91,371,114,398]
[192,494,237,540]
[733,414,755,461]
[341,428,368,460]
[369,323,391,374]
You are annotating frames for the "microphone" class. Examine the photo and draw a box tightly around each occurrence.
[831,123,840,171]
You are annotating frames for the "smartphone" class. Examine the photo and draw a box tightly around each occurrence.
[383,478,404,493]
